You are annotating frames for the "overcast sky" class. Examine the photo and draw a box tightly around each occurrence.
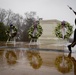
[0,0,76,25]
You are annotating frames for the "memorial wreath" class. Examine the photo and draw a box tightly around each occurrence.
[28,23,43,39]
[55,21,73,39]
[6,24,17,40]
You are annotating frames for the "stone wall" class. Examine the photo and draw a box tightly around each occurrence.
[39,19,61,39]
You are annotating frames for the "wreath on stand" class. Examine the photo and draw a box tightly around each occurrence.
[6,24,17,41]
[28,23,43,39]
[55,21,73,39]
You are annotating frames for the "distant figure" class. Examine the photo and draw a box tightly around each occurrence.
[67,6,76,52]
[68,52,76,75]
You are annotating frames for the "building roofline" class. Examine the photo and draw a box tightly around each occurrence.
[40,19,61,24]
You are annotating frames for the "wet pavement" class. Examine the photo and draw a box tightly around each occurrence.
[0,41,76,75]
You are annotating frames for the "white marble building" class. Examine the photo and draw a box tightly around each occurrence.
[39,19,61,44]
[40,19,61,39]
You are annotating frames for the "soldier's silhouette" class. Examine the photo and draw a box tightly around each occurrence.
[67,6,76,52]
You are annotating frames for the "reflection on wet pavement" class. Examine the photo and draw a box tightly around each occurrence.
[0,42,76,75]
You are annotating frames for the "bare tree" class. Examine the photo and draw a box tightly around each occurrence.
[0,8,7,23]
[13,14,24,41]
[5,9,15,26]
[0,8,40,42]
[21,11,39,42]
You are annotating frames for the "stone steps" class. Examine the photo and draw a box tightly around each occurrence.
[38,38,68,44]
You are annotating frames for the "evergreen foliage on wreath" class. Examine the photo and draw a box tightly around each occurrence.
[6,24,17,40]
[55,21,73,39]
[28,21,43,39]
